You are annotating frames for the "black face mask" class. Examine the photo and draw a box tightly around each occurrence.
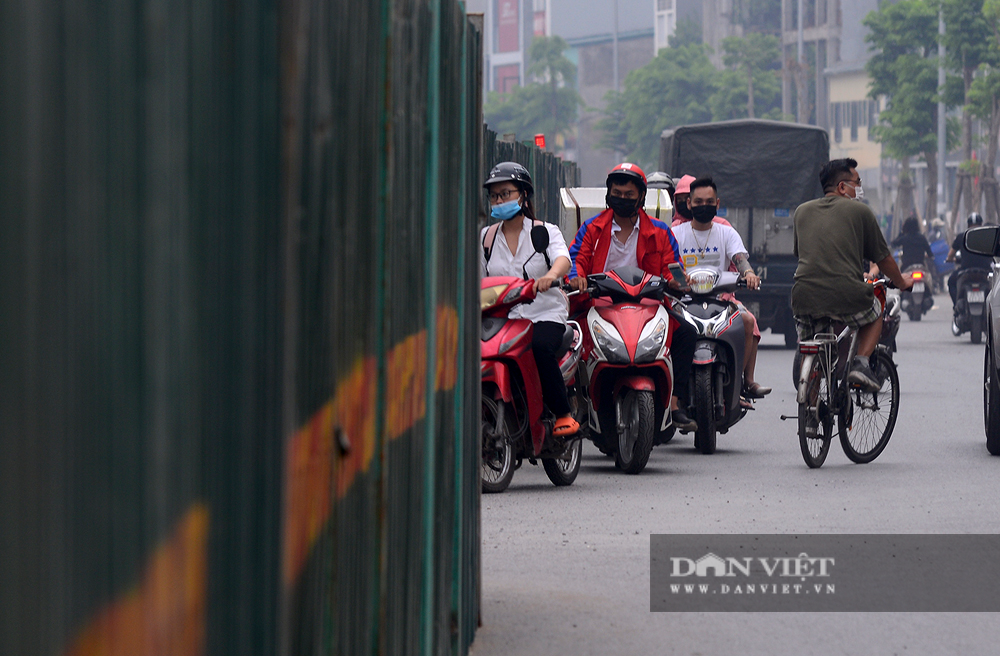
[691,205,716,224]
[675,202,693,219]
[607,194,639,218]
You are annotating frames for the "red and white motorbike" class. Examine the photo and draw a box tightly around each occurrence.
[480,232,587,492]
[576,266,680,474]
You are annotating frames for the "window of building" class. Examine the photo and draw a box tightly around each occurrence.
[658,0,673,10]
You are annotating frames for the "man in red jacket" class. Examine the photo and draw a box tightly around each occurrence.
[568,163,697,430]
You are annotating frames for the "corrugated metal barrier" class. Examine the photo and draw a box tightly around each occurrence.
[483,128,582,227]
[1,2,578,655]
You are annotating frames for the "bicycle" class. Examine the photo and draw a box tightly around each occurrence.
[792,280,901,468]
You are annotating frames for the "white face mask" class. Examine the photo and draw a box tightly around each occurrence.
[843,181,864,201]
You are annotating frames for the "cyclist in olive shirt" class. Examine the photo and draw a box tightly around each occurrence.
[792,158,912,392]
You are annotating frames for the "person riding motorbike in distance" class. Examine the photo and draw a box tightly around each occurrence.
[480,162,579,437]
[673,177,771,399]
[791,158,912,392]
[892,216,934,271]
[567,163,698,430]
[947,212,993,305]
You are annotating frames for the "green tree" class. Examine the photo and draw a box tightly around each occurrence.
[669,17,703,48]
[483,36,581,149]
[940,0,998,217]
[710,33,782,120]
[596,44,717,168]
[865,0,949,222]
[967,0,1000,221]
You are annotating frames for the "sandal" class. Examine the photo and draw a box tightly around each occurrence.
[744,382,772,398]
[553,416,580,437]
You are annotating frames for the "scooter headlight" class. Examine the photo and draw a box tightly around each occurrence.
[481,284,507,310]
[592,320,630,364]
[634,319,666,363]
[689,270,719,295]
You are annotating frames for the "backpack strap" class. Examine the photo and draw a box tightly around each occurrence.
[483,219,551,274]
[482,222,502,275]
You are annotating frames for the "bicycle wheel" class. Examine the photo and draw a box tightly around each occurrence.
[798,355,833,468]
[839,349,899,463]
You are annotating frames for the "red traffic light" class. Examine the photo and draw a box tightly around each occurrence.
[534,134,546,149]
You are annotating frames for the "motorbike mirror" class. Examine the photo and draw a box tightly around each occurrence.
[965,225,1000,256]
[530,224,549,253]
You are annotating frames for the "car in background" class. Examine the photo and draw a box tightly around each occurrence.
[963,225,1000,454]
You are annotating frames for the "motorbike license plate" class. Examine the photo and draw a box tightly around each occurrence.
[913,282,925,293]
[968,290,986,303]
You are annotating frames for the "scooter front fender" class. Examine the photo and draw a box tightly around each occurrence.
[612,375,656,395]
[481,360,513,402]
[693,340,718,366]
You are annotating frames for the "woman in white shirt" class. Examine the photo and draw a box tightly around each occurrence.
[480,162,579,437]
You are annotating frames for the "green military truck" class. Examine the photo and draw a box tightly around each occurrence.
[661,119,830,348]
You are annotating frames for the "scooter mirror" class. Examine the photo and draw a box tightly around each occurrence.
[530,224,549,253]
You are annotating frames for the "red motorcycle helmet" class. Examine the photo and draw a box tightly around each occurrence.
[606,163,647,193]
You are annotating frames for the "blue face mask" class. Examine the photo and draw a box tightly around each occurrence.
[491,198,523,221]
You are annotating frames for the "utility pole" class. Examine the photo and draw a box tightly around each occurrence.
[797,0,804,123]
[613,0,619,92]
[938,9,947,220]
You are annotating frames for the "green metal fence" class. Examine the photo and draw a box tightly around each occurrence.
[483,128,582,229]
[1,1,579,654]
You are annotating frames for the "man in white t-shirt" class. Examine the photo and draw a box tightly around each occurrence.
[672,177,770,398]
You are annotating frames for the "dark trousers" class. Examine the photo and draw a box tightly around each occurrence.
[948,271,959,305]
[670,317,695,404]
[532,321,572,416]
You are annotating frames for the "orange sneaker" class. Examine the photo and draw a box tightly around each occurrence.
[553,416,579,437]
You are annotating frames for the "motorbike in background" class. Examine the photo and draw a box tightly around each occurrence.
[900,265,933,321]
[674,267,748,455]
[952,268,991,344]
[578,266,679,474]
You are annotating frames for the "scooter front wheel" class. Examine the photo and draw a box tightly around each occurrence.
[615,389,655,474]
[543,438,582,486]
[693,367,717,454]
[481,397,515,493]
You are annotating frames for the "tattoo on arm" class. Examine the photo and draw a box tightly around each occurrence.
[733,253,752,275]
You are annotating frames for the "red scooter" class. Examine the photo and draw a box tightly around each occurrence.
[480,273,587,493]
[575,266,680,474]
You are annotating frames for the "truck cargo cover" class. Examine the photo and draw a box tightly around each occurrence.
[660,119,829,209]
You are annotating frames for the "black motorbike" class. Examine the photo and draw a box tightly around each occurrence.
[674,267,748,455]
[952,268,991,344]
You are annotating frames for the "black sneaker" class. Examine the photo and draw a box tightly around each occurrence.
[847,356,880,393]
[672,408,698,432]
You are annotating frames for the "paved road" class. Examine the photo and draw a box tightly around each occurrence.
[470,292,1000,656]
